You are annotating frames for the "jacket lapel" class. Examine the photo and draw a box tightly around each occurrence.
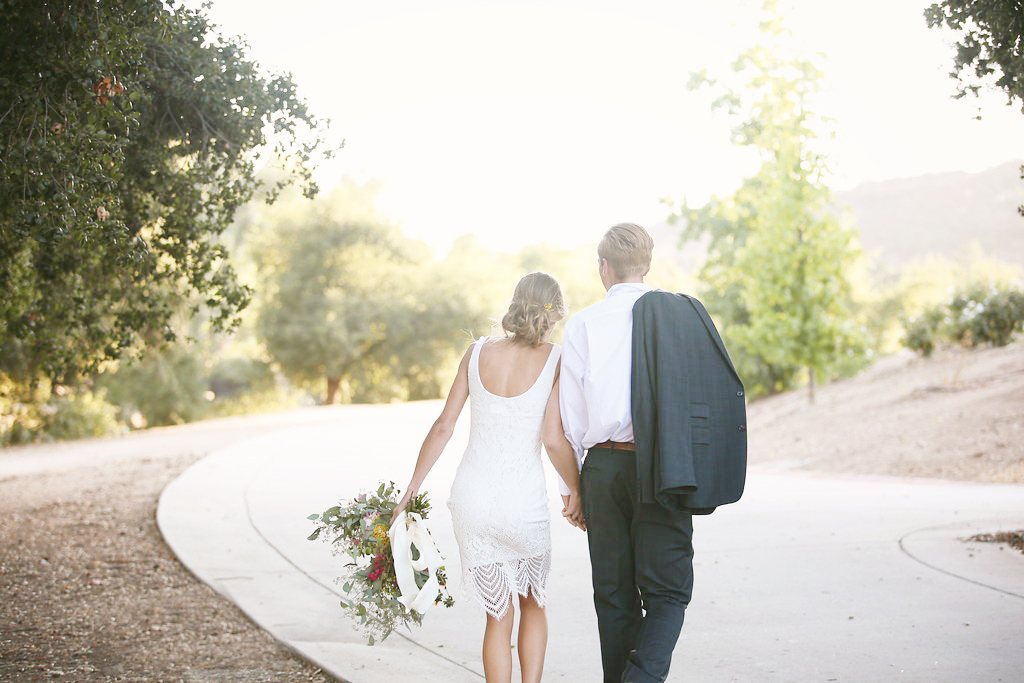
[683,295,742,383]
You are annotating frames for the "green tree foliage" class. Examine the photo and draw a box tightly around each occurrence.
[0,0,330,384]
[670,3,867,399]
[516,243,608,325]
[438,235,522,332]
[254,184,490,404]
[925,0,1024,111]
[925,0,1024,220]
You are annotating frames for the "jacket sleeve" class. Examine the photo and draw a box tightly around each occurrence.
[631,295,658,505]
[636,291,746,513]
[649,294,700,508]
[633,292,700,507]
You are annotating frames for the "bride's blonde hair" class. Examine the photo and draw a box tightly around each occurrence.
[501,272,567,346]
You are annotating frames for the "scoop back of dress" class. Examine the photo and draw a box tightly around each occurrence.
[447,338,560,619]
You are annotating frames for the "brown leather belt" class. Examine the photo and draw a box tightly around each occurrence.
[590,440,636,452]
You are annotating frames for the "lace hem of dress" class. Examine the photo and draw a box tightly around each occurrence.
[464,552,551,620]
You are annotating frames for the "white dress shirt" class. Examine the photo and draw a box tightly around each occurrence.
[557,282,652,494]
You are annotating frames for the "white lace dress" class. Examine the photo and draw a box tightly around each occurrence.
[447,337,559,619]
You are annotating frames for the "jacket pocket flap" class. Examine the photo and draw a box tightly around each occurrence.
[692,426,711,445]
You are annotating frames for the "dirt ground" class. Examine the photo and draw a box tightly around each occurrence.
[0,342,1021,681]
[748,341,1024,484]
[0,411,345,682]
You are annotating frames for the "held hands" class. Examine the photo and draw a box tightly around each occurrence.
[561,491,586,532]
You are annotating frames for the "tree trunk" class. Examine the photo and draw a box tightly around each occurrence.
[807,366,816,404]
[325,376,341,405]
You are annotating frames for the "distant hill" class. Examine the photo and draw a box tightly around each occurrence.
[653,161,1024,274]
[835,161,1024,271]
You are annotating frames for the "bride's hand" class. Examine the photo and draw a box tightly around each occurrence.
[390,489,414,525]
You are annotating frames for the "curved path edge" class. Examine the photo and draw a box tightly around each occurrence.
[157,403,1024,682]
[157,427,483,683]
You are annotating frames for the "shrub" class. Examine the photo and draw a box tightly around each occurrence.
[949,284,1024,348]
[208,383,310,418]
[96,346,209,426]
[0,401,41,446]
[42,390,123,441]
[903,282,1024,355]
[208,357,275,399]
[903,307,947,357]
[1,374,45,446]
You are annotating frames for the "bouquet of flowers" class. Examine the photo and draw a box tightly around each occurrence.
[307,481,454,645]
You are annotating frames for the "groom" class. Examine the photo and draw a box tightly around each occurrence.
[559,223,746,683]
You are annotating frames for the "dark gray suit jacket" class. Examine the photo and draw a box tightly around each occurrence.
[631,291,747,514]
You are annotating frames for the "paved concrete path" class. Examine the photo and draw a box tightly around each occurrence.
[157,401,1024,682]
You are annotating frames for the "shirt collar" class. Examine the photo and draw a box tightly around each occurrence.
[605,282,653,298]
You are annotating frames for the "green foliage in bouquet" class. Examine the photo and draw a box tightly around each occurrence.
[307,482,454,645]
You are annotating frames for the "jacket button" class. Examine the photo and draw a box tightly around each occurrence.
[738,424,746,431]
[737,390,744,397]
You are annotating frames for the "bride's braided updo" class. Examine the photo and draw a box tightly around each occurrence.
[501,272,567,346]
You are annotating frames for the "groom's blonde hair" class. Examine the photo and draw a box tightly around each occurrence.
[598,223,653,278]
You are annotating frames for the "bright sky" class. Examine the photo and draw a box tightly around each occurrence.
[197,0,1021,253]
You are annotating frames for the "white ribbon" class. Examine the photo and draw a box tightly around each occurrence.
[388,511,446,615]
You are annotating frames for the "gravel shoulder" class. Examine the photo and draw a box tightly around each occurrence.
[1,410,347,682]
[1,343,1022,681]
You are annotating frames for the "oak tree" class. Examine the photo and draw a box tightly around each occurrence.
[254,184,488,404]
[0,0,330,383]
[925,0,1024,110]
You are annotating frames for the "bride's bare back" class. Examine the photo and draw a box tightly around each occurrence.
[477,337,557,398]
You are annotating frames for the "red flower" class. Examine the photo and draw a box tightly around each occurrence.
[366,553,389,582]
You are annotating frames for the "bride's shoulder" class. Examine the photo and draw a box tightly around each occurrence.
[471,335,496,350]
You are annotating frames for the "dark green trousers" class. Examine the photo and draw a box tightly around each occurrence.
[581,448,694,683]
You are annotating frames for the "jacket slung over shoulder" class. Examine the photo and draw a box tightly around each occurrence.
[631,290,747,514]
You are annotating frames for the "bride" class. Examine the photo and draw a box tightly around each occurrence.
[392,271,584,683]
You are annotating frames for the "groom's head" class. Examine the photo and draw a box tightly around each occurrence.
[598,222,653,289]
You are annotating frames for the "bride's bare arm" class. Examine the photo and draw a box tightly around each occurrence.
[391,346,471,524]
[542,373,586,530]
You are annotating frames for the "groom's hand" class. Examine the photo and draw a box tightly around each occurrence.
[561,493,587,531]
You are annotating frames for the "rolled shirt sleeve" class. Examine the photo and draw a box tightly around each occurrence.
[557,316,587,495]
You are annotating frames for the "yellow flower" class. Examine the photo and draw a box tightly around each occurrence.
[372,523,389,541]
